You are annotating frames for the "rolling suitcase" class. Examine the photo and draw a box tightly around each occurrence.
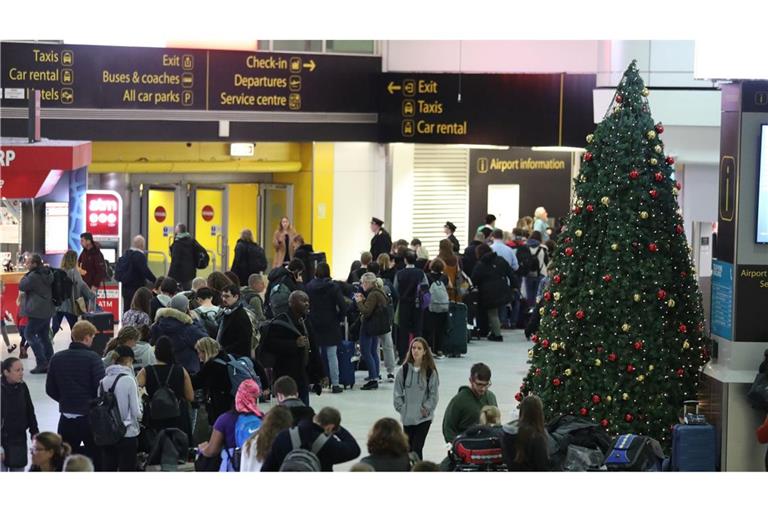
[444,302,468,356]
[670,401,717,471]
[81,311,114,356]
[335,320,356,389]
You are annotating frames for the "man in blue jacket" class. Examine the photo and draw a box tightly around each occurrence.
[115,235,156,316]
[45,320,105,470]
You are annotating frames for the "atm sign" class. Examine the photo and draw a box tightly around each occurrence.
[86,191,122,238]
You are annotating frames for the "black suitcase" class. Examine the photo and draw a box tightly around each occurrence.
[604,434,664,471]
[81,311,114,356]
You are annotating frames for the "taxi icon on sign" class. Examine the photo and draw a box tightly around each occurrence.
[61,50,73,66]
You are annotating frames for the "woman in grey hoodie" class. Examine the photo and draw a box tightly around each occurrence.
[99,346,142,471]
[393,337,439,460]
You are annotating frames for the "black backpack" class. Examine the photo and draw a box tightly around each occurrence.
[194,242,210,270]
[148,365,181,420]
[89,374,127,446]
[114,251,132,282]
[50,268,74,307]
[515,246,540,277]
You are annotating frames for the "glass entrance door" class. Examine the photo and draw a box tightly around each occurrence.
[259,184,294,268]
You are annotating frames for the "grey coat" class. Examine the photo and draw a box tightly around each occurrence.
[393,362,439,426]
[18,267,54,319]
[57,267,96,316]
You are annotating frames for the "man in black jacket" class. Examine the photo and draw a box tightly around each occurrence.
[393,250,428,362]
[471,244,514,342]
[18,253,55,374]
[230,229,267,286]
[168,224,202,291]
[261,406,360,472]
[45,320,106,470]
[259,291,325,406]
[370,217,392,260]
[444,221,461,254]
[116,235,156,316]
[265,258,304,318]
[218,284,254,358]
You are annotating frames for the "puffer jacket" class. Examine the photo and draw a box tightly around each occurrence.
[471,252,514,309]
[150,308,208,374]
[18,266,55,319]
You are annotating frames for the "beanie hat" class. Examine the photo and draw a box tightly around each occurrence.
[169,293,189,313]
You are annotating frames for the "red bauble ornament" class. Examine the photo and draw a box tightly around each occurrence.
[626,364,636,374]
[654,172,664,182]
[666,156,675,165]
[544,291,552,302]
[616,95,623,103]
[573,206,582,215]
[564,237,573,244]
[541,339,550,349]
[565,247,574,257]
[584,152,593,162]
[649,189,659,199]
[531,334,539,343]
[586,204,595,213]
[596,345,605,353]
[535,368,542,377]
[553,275,562,284]
[648,243,658,253]
[633,340,644,351]
[629,169,639,180]
[515,392,523,402]
[655,123,664,134]
[676,368,685,378]
[602,274,613,283]
[579,407,589,416]
[552,378,561,387]
[675,181,682,190]
[625,413,634,423]
[678,323,688,334]
[608,353,618,362]
[591,395,601,405]
[550,309,559,318]
[657,289,667,300]
[675,225,684,235]
[600,419,609,428]
[575,310,585,320]
[680,271,688,278]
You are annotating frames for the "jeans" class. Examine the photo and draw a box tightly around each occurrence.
[424,311,448,355]
[51,311,78,336]
[101,436,138,471]
[321,345,339,387]
[26,316,53,366]
[486,308,502,337]
[298,385,310,408]
[58,415,100,471]
[404,420,432,461]
[524,276,543,306]
[360,333,380,380]
[378,331,396,375]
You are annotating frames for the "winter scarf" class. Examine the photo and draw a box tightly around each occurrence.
[235,378,263,417]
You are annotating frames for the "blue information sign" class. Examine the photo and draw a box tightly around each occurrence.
[711,260,734,340]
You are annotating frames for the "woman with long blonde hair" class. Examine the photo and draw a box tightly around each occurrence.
[272,217,298,268]
[52,250,95,335]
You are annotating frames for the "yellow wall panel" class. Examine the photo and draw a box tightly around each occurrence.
[312,143,334,268]
[147,189,175,277]
[194,188,223,276]
[226,184,260,268]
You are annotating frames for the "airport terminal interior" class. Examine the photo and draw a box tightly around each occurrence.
[1,29,767,484]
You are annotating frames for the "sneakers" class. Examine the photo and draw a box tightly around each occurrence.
[361,380,379,390]
[19,346,28,359]
[487,334,504,342]
[30,365,48,374]
[331,385,344,394]
[387,373,395,382]
[6,344,17,353]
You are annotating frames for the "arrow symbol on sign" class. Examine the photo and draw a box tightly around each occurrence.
[303,60,316,72]
[387,81,402,95]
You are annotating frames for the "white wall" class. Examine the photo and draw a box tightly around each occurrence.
[331,143,386,279]
[389,143,415,243]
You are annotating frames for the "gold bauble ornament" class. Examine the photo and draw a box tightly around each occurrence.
[554,292,561,301]
[528,349,534,358]
[601,196,610,206]
[579,174,587,183]
[633,293,641,302]
[654,144,663,153]
[576,198,585,208]
[575,229,583,237]
[586,134,594,144]
[611,243,619,251]
[682,340,690,349]
[622,323,631,332]
[606,395,612,403]
[672,188,679,196]
[564,368,572,377]
[640,211,649,220]
[668,299,676,308]
[650,158,658,165]
[641,88,650,97]
[550,343,559,352]
[622,393,630,400]
[647,130,657,140]
[594,359,602,367]
[561,343,567,350]
[589,289,595,296]
[648,365,654,372]
[636,374,645,382]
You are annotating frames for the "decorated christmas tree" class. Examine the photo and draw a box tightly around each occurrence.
[519,61,709,446]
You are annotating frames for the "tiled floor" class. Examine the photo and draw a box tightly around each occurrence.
[2,325,531,471]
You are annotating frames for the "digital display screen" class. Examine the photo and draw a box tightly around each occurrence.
[758,125,768,243]
[45,202,69,254]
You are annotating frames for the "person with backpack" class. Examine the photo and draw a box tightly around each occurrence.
[77,232,107,294]
[423,258,450,359]
[102,325,156,371]
[273,376,315,426]
[471,244,514,342]
[45,320,105,469]
[501,395,551,471]
[306,263,348,394]
[359,417,413,472]
[1,357,39,472]
[97,345,142,471]
[240,273,267,322]
[168,224,204,291]
[261,406,360,472]
[190,287,221,339]
[393,337,440,460]
[393,250,428,363]
[265,258,305,318]
[218,284,257,359]
[18,253,55,374]
[442,363,498,443]
[150,293,208,375]
[51,250,95,337]
[197,378,264,471]
[230,229,267,286]
[522,231,549,306]
[355,272,392,390]
[240,405,294,472]
[136,336,194,440]
[115,235,156,316]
